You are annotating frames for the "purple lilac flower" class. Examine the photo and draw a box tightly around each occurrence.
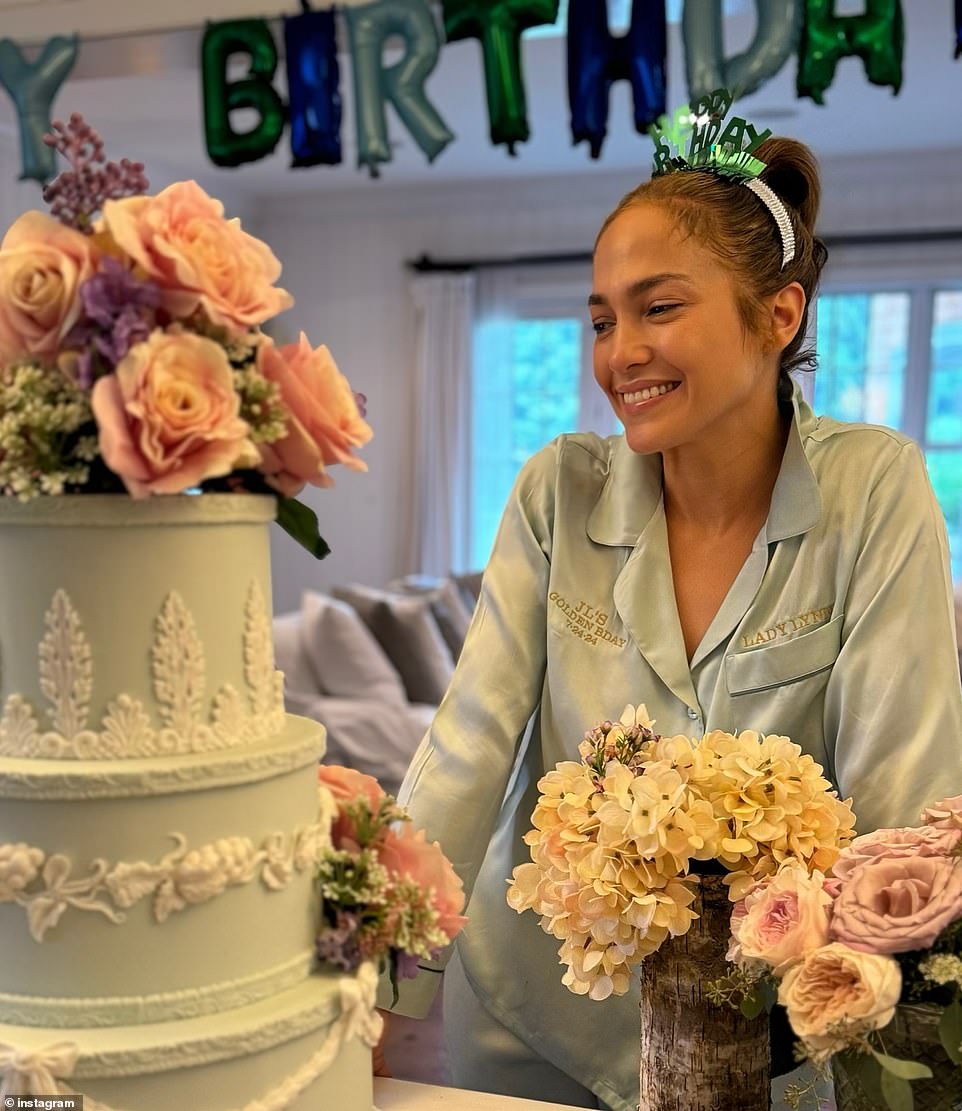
[393,951,421,981]
[354,391,368,419]
[43,114,148,232]
[315,912,362,972]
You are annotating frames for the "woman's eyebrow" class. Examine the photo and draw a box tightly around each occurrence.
[588,272,691,307]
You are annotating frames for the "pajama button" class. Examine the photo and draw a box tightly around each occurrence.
[687,707,698,719]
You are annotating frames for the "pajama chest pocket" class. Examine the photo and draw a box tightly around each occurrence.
[726,615,844,696]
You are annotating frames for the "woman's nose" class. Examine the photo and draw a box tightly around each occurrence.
[608,323,653,374]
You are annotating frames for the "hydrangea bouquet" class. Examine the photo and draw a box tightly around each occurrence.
[721,795,962,1109]
[0,115,370,556]
[317,765,467,998]
[506,706,856,1002]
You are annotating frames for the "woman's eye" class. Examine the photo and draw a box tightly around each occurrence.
[648,303,680,317]
[591,319,612,335]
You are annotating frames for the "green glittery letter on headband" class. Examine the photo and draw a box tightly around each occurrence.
[648,88,772,181]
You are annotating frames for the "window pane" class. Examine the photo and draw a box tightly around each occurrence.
[814,293,909,428]
[925,448,962,584]
[926,291,962,445]
[470,318,581,568]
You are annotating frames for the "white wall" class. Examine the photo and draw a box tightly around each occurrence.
[254,148,962,614]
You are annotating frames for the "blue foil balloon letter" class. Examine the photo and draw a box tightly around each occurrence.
[567,0,666,159]
[284,5,342,167]
[345,0,454,178]
[442,0,559,156]
[202,20,285,168]
[683,0,801,104]
[0,35,78,183]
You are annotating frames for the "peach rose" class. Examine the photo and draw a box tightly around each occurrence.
[256,334,372,495]
[830,855,962,955]
[921,795,962,831]
[0,211,99,363]
[318,764,386,849]
[90,329,256,497]
[831,824,961,882]
[101,181,292,333]
[778,943,901,1061]
[727,862,832,975]
[379,823,467,942]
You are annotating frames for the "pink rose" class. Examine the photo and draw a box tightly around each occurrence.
[921,795,962,831]
[256,334,372,494]
[378,823,467,942]
[727,862,831,975]
[830,855,962,955]
[90,329,256,497]
[101,182,292,333]
[831,825,962,881]
[778,943,901,1061]
[0,211,99,362]
[318,764,386,848]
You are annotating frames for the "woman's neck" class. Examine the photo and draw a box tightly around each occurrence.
[662,404,790,537]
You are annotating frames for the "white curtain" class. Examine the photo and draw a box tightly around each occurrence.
[404,271,476,577]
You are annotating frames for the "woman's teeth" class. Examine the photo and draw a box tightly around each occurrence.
[623,382,679,404]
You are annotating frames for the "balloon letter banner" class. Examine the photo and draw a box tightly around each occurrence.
[442,0,559,155]
[955,0,961,59]
[0,35,78,183]
[284,7,342,167]
[346,0,454,178]
[202,20,285,168]
[796,0,904,105]
[567,0,666,159]
[683,0,800,104]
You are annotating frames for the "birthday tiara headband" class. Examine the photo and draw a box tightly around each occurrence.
[647,89,796,270]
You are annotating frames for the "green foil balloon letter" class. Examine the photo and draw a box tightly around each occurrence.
[202,20,285,168]
[796,0,904,105]
[442,0,559,155]
[346,0,455,178]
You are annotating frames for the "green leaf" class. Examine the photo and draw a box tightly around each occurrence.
[870,1048,933,1081]
[276,496,331,561]
[740,990,766,1020]
[837,1050,886,1104]
[939,999,962,1064]
[880,1068,915,1111]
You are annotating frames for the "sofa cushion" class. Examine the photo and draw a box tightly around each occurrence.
[333,583,454,706]
[388,574,474,660]
[300,590,407,705]
[452,570,484,612]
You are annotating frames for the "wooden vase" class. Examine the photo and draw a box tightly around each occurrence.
[638,873,770,1110]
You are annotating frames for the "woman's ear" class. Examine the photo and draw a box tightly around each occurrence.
[770,282,806,351]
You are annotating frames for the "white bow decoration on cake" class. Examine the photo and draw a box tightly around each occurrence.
[338,962,383,1048]
[0,1040,79,1097]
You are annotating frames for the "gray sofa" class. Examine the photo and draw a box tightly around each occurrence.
[272,573,481,796]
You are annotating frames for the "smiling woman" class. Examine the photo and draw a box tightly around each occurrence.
[377,97,962,1111]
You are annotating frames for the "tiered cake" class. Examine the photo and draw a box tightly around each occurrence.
[0,495,376,1110]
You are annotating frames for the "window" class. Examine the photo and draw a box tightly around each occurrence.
[815,285,962,581]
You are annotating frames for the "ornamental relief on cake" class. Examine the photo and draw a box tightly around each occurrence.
[0,581,285,759]
[0,789,334,943]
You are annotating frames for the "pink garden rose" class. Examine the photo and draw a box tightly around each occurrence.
[831,824,962,881]
[778,943,901,1061]
[0,210,99,362]
[727,862,831,975]
[921,795,962,831]
[318,764,386,849]
[378,823,467,942]
[101,181,292,333]
[256,334,372,495]
[90,329,256,496]
[830,855,962,955]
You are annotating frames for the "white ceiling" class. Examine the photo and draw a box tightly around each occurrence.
[1,2,960,200]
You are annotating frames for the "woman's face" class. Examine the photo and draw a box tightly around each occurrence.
[590,202,779,457]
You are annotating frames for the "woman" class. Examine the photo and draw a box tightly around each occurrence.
[378,117,962,1111]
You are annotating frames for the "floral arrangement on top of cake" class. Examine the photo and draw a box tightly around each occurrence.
[716,794,962,1110]
[317,765,467,998]
[0,114,370,556]
[506,705,856,1001]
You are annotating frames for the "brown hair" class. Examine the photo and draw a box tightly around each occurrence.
[596,137,829,410]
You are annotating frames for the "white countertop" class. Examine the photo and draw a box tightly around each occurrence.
[374,1078,580,1110]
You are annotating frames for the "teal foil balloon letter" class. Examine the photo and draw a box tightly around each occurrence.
[442,0,559,155]
[682,0,800,103]
[796,0,904,105]
[346,0,454,178]
[202,20,285,168]
[0,35,78,183]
